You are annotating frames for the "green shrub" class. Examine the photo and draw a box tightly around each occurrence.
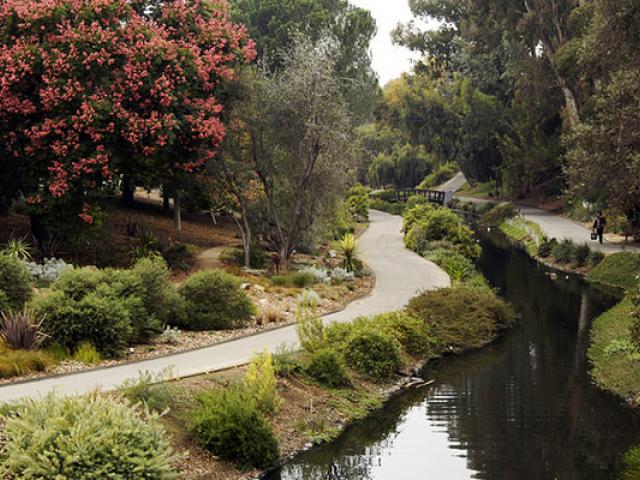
[587,252,640,290]
[370,311,434,357]
[343,327,402,380]
[0,393,176,479]
[418,162,457,189]
[345,184,370,222]
[244,350,281,415]
[425,248,475,282]
[295,301,326,354]
[188,385,279,470]
[405,209,481,259]
[369,198,405,215]
[0,290,9,314]
[552,239,575,264]
[0,254,32,309]
[407,285,515,351]
[622,445,640,480]
[133,257,186,327]
[271,271,317,288]
[325,321,355,351]
[72,342,101,364]
[480,202,518,227]
[305,347,350,387]
[0,344,53,379]
[120,369,178,413]
[53,267,103,300]
[178,270,255,330]
[402,203,435,234]
[31,290,133,357]
[572,243,592,267]
[538,238,557,258]
[589,250,605,266]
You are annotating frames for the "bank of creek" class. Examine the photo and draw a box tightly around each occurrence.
[265,228,640,479]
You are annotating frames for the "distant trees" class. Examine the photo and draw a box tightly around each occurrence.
[0,0,254,235]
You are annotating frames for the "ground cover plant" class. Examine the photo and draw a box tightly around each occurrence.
[0,393,177,479]
[587,252,640,290]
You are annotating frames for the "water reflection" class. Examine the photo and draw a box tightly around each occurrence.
[266,231,640,480]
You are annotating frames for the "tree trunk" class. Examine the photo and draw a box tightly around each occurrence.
[162,189,170,213]
[29,214,50,258]
[122,175,136,207]
[173,191,182,232]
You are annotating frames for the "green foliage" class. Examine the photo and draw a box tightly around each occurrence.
[622,445,640,480]
[305,348,350,388]
[552,239,576,265]
[345,184,370,222]
[177,270,255,331]
[0,254,32,310]
[244,350,281,415]
[369,198,405,216]
[120,370,178,413]
[133,257,186,327]
[31,290,132,358]
[295,301,326,354]
[538,238,558,258]
[480,203,518,227]
[589,250,605,266]
[404,206,480,259]
[587,252,640,290]
[270,271,319,288]
[0,290,9,314]
[343,327,402,380]
[425,248,475,282]
[369,143,434,189]
[72,341,101,364]
[1,238,33,261]
[0,344,53,379]
[188,385,279,470]
[572,243,592,267]
[418,162,458,189]
[630,289,640,352]
[0,393,177,479]
[499,216,546,256]
[369,311,435,357]
[407,285,515,351]
[335,233,358,272]
[53,267,103,301]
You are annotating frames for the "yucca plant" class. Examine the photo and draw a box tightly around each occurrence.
[336,233,358,272]
[2,237,33,261]
[0,309,48,350]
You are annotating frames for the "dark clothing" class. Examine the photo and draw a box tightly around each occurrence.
[593,216,606,244]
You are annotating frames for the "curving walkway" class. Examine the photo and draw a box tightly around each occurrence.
[0,210,449,402]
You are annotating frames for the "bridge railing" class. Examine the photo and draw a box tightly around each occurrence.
[393,189,452,206]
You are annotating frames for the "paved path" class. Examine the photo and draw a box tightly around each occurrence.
[0,210,449,402]
[451,172,637,253]
[436,171,467,193]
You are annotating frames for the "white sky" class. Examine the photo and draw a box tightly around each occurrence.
[350,0,438,87]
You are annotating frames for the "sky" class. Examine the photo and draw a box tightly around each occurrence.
[350,0,438,87]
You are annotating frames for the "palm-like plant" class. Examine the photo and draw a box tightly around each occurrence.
[2,237,33,261]
[336,233,358,272]
[0,310,48,350]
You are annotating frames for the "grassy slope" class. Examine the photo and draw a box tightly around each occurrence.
[588,298,640,403]
[499,216,545,256]
[587,252,640,290]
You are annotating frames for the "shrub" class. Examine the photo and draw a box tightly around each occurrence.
[0,290,9,314]
[552,239,575,264]
[0,344,53,379]
[53,267,103,300]
[630,289,640,351]
[325,321,355,351]
[244,350,281,415]
[299,266,329,284]
[158,325,182,344]
[369,198,405,215]
[120,369,177,413]
[163,242,196,271]
[0,393,177,479]
[330,267,354,283]
[0,254,32,309]
[480,202,518,227]
[272,344,304,377]
[305,347,350,387]
[572,243,592,267]
[72,341,101,364]
[178,270,255,330]
[418,162,457,189]
[425,248,475,282]
[537,238,558,258]
[589,250,605,266]
[188,385,279,470]
[31,290,133,357]
[370,311,434,357]
[343,327,402,380]
[133,257,186,327]
[0,310,47,350]
[402,203,435,234]
[622,445,640,480]
[345,183,370,222]
[271,271,317,288]
[295,300,326,353]
[587,252,640,290]
[407,285,515,351]
[1,237,33,261]
[336,233,358,272]
[22,257,71,285]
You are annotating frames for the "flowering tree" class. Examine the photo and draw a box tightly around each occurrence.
[0,0,254,229]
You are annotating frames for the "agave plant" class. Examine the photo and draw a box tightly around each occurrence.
[2,237,33,261]
[336,233,358,272]
[0,310,48,350]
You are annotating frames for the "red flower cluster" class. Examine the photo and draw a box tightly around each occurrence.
[0,0,255,221]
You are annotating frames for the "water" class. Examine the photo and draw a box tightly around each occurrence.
[265,230,640,480]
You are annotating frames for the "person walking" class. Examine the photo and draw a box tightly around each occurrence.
[593,212,607,244]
